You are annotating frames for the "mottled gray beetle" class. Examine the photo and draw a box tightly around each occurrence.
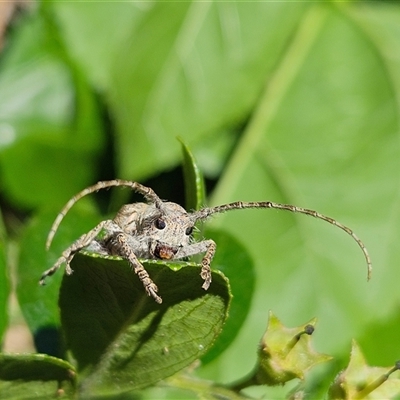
[40,180,371,304]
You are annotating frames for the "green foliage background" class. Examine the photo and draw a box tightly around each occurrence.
[0,1,400,398]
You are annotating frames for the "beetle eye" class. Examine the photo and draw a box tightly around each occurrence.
[185,226,193,235]
[155,218,166,230]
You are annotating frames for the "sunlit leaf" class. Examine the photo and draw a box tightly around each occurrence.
[49,0,304,180]
[58,253,230,396]
[201,2,400,383]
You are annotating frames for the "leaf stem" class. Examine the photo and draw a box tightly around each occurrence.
[164,372,248,399]
[226,370,258,393]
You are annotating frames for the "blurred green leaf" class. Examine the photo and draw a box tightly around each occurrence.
[0,353,75,399]
[58,253,230,396]
[200,228,254,364]
[17,206,101,347]
[358,311,400,368]
[45,1,145,92]
[105,2,307,179]
[47,1,306,179]
[156,371,248,400]
[0,9,103,209]
[0,211,8,344]
[198,2,400,384]
[141,385,199,400]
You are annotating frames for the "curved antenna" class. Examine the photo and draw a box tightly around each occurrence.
[46,180,164,250]
[192,200,372,280]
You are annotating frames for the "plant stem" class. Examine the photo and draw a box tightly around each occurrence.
[226,371,258,393]
[164,372,249,399]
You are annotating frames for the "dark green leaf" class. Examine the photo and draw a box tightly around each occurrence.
[58,253,230,396]
[179,138,206,211]
[0,353,75,399]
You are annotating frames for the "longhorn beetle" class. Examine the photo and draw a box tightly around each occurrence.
[40,180,371,304]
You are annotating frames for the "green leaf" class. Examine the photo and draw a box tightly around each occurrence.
[58,253,230,396]
[46,2,307,180]
[198,2,400,383]
[0,211,9,344]
[255,312,331,386]
[358,312,400,368]
[0,9,103,209]
[142,384,199,400]
[226,312,331,393]
[200,228,255,364]
[179,141,255,364]
[0,353,76,399]
[105,2,307,179]
[179,138,206,211]
[45,1,143,92]
[16,207,101,351]
[329,341,400,400]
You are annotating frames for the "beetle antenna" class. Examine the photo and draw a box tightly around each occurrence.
[46,180,164,250]
[192,201,371,280]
